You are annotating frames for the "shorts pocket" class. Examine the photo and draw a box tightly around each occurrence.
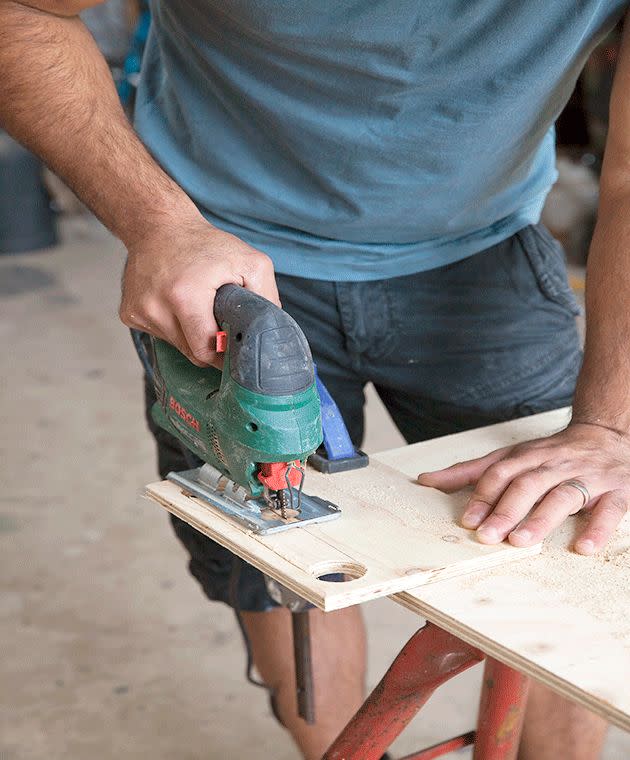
[462,342,582,419]
[515,225,582,316]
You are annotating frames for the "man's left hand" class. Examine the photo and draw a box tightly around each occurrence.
[417,422,630,555]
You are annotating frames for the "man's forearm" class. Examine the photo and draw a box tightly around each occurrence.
[571,16,630,433]
[0,1,279,367]
[0,1,200,246]
[572,190,630,433]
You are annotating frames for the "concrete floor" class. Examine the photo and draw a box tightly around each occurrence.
[1,215,628,759]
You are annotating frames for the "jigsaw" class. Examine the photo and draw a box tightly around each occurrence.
[149,283,343,534]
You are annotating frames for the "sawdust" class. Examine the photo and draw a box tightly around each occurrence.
[310,459,629,636]
[308,460,459,537]
[361,461,630,635]
[457,512,630,637]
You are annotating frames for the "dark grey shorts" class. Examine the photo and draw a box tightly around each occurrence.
[143,223,582,611]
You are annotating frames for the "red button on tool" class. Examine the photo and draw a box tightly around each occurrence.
[215,331,228,353]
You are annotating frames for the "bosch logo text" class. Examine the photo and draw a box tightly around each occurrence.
[169,396,201,432]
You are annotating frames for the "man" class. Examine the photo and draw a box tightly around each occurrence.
[2,2,629,757]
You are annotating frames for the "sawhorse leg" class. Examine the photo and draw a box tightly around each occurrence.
[323,622,530,760]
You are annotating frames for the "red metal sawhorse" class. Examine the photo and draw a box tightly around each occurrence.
[323,622,530,760]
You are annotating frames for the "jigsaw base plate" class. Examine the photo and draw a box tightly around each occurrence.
[167,467,341,535]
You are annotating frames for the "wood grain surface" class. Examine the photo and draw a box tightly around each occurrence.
[145,459,538,611]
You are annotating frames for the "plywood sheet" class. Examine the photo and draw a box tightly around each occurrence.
[145,458,538,611]
[375,408,630,731]
[145,407,630,726]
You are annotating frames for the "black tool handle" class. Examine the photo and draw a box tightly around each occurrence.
[292,610,315,724]
[214,284,314,396]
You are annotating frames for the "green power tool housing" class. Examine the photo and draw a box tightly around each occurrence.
[149,285,340,533]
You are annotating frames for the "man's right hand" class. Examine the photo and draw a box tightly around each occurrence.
[0,4,279,370]
[119,215,280,367]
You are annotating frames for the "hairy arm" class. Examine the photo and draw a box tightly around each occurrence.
[0,0,278,364]
[572,21,630,432]
[0,0,194,246]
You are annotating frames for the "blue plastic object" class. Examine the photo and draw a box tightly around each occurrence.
[117,4,151,106]
[315,369,356,461]
[309,368,368,474]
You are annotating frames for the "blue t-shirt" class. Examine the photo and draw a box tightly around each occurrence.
[135,1,626,280]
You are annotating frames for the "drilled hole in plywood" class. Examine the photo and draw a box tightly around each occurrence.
[310,561,367,583]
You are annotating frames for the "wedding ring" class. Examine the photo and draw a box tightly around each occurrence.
[558,479,590,509]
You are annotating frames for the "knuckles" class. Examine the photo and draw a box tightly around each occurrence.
[505,475,537,499]
[552,485,582,506]
[585,525,610,544]
[484,512,518,531]
[253,251,274,271]
[119,298,162,330]
[166,282,192,308]
[245,251,275,279]
[118,303,136,327]
[484,461,516,484]
[599,496,628,518]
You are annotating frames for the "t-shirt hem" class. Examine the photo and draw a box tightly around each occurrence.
[201,200,546,283]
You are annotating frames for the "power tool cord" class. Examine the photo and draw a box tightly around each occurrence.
[131,328,154,383]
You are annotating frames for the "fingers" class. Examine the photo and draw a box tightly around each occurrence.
[242,251,281,306]
[418,425,629,554]
[461,452,542,531]
[170,286,221,366]
[505,479,590,547]
[176,249,277,364]
[120,236,280,367]
[119,302,199,365]
[173,251,278,365]
[574,491,628,555]
[472,466,568,541]
[418,447,510,493]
